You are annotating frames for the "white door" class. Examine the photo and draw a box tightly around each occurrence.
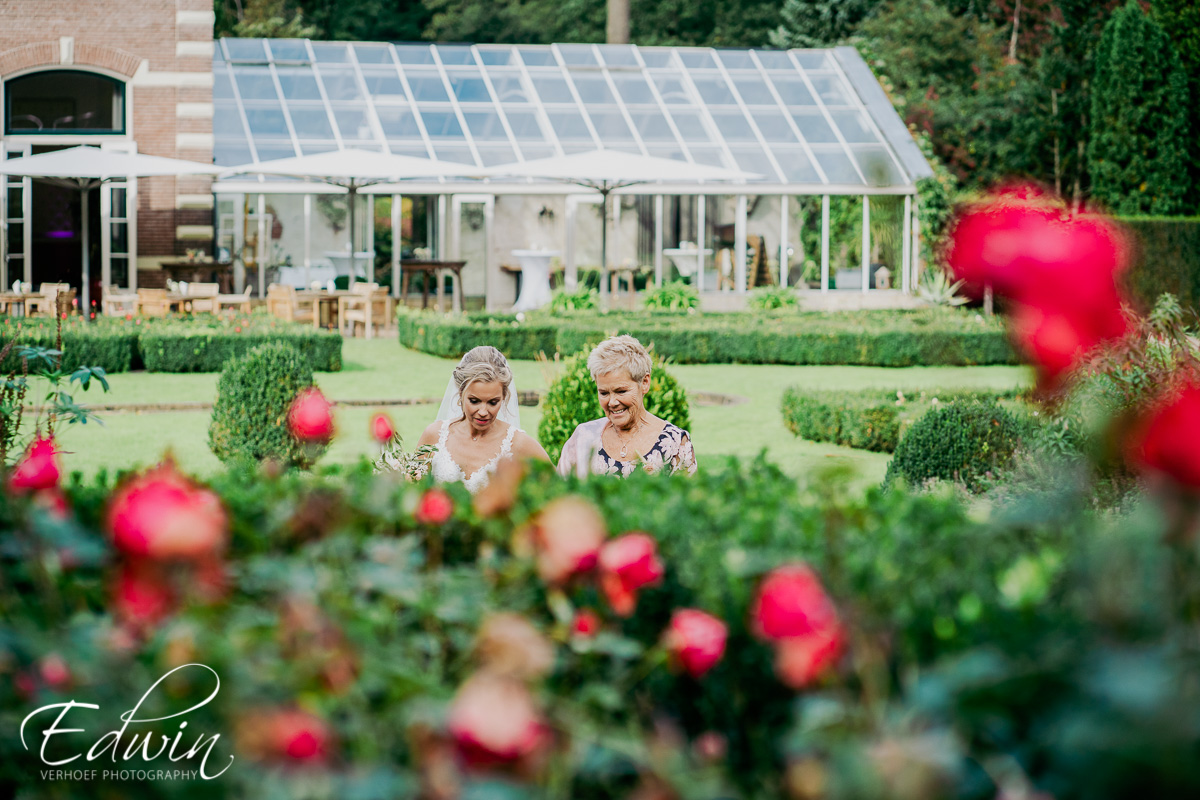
[1,142,31,288]
[101,142,137,291]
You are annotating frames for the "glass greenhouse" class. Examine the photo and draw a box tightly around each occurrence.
[212,39,933,308]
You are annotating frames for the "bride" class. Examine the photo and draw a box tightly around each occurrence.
[416,346,550,493]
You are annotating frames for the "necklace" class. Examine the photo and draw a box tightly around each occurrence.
[610,417,643,460]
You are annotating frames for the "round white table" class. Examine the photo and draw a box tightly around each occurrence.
[662,247,712,280]
[511,249,560,311]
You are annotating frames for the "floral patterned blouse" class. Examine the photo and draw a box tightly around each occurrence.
[557,418,697,478]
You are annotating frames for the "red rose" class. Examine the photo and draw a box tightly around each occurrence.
[241,708,332,764]
[288,388,335,443]
[1129,379,1200,488]
[415,488,454,525]
[572,609,601,638]
[598,532,664,617]
[751,564,839,642]
[774,625,845,689]
[9,437,61,494]
[530,496,606,584]
[665,609,728,678]
[106,463,228,561]
[38,654,71,689]
[370,412,395,443]
[447,673,547,767]
[111,564,176,628]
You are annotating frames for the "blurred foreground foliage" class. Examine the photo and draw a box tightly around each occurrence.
[2,440,1200,798]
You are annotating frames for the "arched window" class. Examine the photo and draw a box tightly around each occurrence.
[4,70,126,134]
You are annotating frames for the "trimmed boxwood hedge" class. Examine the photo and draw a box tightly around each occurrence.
[398,307,1018,366]
[781,387,1028,453]
[1121,216,1200,311]
[0,315,342,373]
[138,326,342,372]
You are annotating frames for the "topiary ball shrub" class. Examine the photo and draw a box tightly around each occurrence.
[885,399,1025,492]
[208,342,327,468]
[539,349,691,464]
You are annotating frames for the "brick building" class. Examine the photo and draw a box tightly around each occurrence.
[0,0,215,295]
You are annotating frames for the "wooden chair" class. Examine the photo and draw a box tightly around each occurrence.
[137,288,171,318]
[186,283,220,314]
[26,283,71,317]
[102,284,138,316]
[339,282,392,339]
[217,286,253,314]
[266,283,315,324]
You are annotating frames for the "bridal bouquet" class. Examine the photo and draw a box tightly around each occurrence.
[373,437,437,481]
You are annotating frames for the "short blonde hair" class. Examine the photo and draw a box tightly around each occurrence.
[587,335,652,383]
[454,346,513,402]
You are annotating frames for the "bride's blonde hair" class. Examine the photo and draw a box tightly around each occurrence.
[453,346,513,403]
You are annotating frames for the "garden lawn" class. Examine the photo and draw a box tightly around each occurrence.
[36,338,1033,484]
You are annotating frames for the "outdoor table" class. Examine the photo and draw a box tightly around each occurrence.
[0,292,37,316]
[160,260,234,293]
[401,260,466,314]
[511,249,560,312]
[307,289,354,330]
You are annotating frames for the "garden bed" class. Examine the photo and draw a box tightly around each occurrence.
[0,313,342,373]
[397,307,1018,366]
[780,386,1029,452]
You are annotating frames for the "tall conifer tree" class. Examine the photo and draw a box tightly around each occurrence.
[1088,1,1190,215]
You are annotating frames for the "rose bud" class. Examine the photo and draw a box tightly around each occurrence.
[475,613,555,680]
[239,708,332,764]
[370,412,395,443]
[599,532,664,617]
[38,654,71,690]
[774,625,846,689]
[572,609,601,638]
[751,564,839,642]
[1128,379,1200,489]
[288,387,335,444]
[9,437,61,494]
[107,463,228,561]
[529,496,606,584]
[664,609,728,678]
[111,564,176,629]
[448,673,547,768]
[415,488,454,525]
[692,731,728,763]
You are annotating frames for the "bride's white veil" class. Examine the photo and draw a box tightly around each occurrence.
[434,349,522,429]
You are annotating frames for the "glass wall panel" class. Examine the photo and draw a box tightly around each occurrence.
[792,111,838,143]
[828,110,878,143]
[730,75,776,106]
[678,50,716,68]
[478,47,519,66]
[588,111,634,140]
[597,45,638,66]
[546,110,593,142]
[331,105,374,141]
[462,111,509,141]
[753,51,793,69]
[376,106,422,139]
[317,67,362,100]
[488,73,531,103]
[652,75,692,104]
[518,48,556,67]
[475,145,516,166]
[288,106,335,138]
[812,149,862,183]
[361,69,406,101]
[276,68,322,100]
[754,111,799,142]
[806,73,851,105]
[770,77,816,106]
[557,44,598,66]
[225,39,267,62]
[715,50,755,69]
[709,110,756,142]
[395,45,434,65]
[530,75,574,103]
[436,46,475,65]
[244,104,290,136]
[640,49,675,68]
[422,111,464,139]
[311,42,349,63]
[773,147,822,182]
[690,75,735,105]
[448,73,491,103]
[668,110,712,142]
[405,72,449,102]
[354,45,393,64]
[611,73,655,105]
[568,73,615,104]
[234,70,278,100]
[503,110,547,140]
[629,110,676,142]
[267,40,309,62]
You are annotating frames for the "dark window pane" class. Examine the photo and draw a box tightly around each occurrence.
[5,70,125,133]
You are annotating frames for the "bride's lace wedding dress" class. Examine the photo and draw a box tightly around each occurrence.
[429,419,518,494]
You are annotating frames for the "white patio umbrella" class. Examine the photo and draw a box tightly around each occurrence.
[222,149,484,289]
[488,150,757,298]
[0,146,220,318]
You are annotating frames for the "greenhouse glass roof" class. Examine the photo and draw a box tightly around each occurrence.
[213,39,931,193]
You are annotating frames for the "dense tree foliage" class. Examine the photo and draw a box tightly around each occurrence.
[1153,0,1200,212]
[1088,1,1191,215]
[213,0,1200,213]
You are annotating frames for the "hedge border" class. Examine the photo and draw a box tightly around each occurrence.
[397,308,1018,367]
[0,320,342,373]
[780,387,1028,453]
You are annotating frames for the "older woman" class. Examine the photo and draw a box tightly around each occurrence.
[556,335,696,478]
